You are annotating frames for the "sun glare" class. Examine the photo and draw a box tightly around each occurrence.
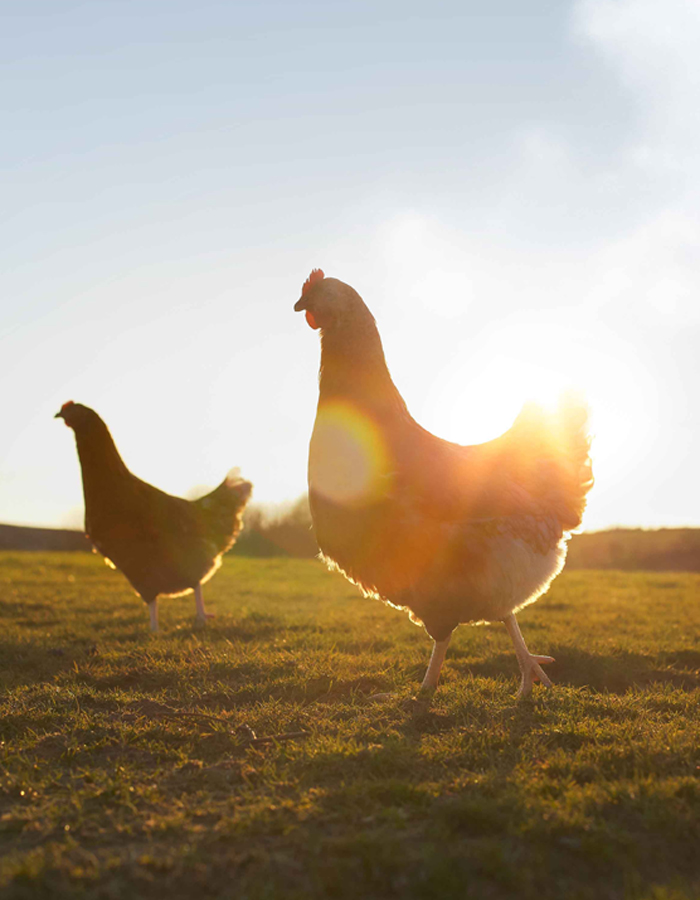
[309,401,391,507]
[414,320,579,449]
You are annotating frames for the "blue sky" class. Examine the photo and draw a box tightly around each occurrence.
[1,0,698,529]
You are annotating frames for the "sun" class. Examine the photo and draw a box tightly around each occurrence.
[420,327,577,449]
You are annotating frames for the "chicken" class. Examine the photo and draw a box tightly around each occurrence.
[294,269,593,698]
[56,401,252,632]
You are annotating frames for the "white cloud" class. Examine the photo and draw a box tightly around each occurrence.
[575,0,700,168]
[570,0,700,321]
[575,0,700,93]
[585,210,700,320]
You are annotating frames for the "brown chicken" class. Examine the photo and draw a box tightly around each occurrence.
[56,401,252,631]
[295,270,593,697]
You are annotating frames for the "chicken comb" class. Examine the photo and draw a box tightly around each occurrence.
[301,268,325,296]
[60,400,75,413]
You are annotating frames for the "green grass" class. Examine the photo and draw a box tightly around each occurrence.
[1,552,699,900]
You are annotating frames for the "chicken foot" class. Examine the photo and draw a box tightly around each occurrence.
[503,613,554,698]
[194,583,214,625]
[369,635,452,705]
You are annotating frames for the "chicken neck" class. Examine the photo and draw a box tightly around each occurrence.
[74,420,131,505]
[318,322,409,419]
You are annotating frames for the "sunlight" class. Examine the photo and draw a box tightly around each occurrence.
[439,354,570,444]
[408,311,581,444]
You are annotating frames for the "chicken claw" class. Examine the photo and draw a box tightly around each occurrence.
[504,613,555,698]
[516,653,555,698]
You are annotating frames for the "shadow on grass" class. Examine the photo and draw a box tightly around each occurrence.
[166,614,316,646]
[454,647,700,694]
[0,638,105,688]
[660,648,700,669]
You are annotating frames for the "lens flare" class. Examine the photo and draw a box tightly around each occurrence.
[309,401,391,506]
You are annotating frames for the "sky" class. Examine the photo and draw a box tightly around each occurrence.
[1,0,698,531]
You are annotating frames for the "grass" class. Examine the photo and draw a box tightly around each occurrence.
[0,551,699,900]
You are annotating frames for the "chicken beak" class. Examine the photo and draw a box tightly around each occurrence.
[294,296,307,312]
[54,410,64,419]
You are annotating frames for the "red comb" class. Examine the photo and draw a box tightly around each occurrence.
[301,268,325,296]
[60,401,74,412]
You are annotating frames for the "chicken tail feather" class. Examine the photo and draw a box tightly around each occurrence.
[192,470,253,552]
[511,392,593,531]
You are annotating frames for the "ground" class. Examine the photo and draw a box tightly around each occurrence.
[0,551,699,900]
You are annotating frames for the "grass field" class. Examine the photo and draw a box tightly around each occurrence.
[1,552,699,900]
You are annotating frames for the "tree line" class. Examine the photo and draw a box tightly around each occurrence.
[2,503,699,572]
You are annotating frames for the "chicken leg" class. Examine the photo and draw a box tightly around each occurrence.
[503,613,554,698]
[419,635,452,692]
[148,600,159,633]
[194,583,214,625]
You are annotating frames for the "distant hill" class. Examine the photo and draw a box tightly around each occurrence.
[1,521,699,573]
[0,521,292,557]
[567,528,700,573]
[0,523,91,552]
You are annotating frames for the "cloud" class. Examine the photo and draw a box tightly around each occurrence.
[574,0,700,169]
[575,0,700,92]
[570,0,700,320]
